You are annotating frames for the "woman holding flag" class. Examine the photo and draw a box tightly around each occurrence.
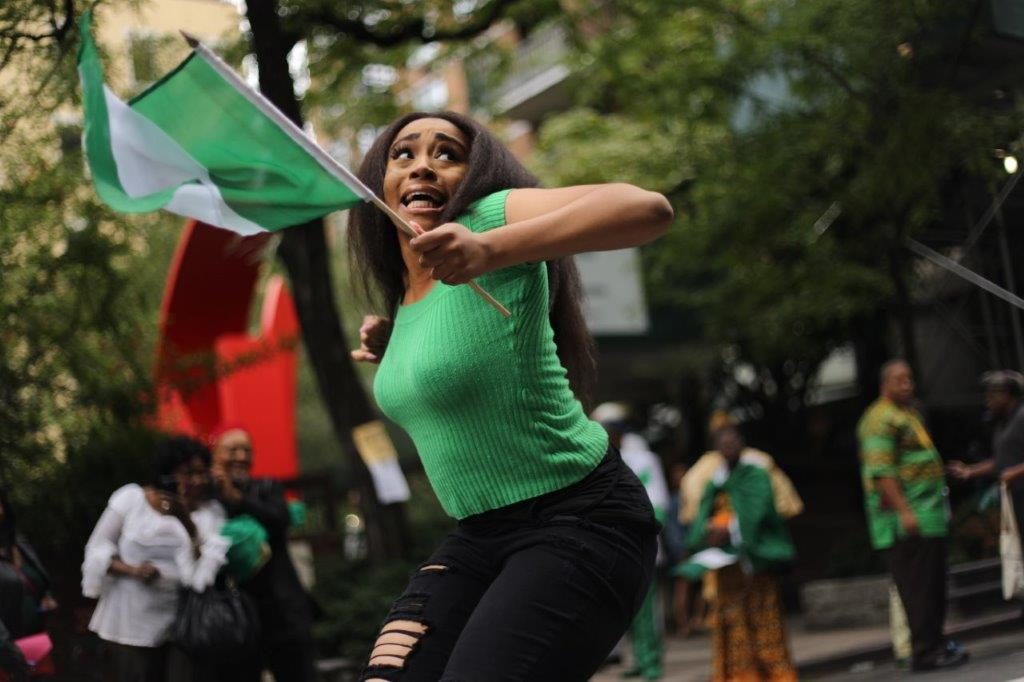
[349,112,673,682]
[77,15,671,674]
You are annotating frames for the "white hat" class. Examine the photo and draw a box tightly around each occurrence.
[591,402,630,424]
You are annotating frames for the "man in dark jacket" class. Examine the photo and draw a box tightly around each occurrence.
[949,370,1024,541]
[211,425,316,682]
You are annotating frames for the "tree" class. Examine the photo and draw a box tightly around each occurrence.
[0,12,181,672]
[0,0,165,495]
[534,0,1018,446]
[241,0,561,560]
[1,0,563,564]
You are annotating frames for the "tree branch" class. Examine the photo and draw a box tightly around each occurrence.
[703,0,865,102]
[0,35,19,72]
[0,0,74,44]
[794,47,864,101]
[301,0,521,47]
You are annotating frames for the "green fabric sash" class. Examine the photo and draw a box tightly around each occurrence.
[674,463,795,580]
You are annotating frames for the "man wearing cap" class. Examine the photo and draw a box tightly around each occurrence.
[857,360,967,672]
[949,370,1024,541]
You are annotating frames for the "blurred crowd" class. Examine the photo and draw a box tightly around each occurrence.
[592,403,802,682]
[0,426,316,682]
[593,361,1024,681]
[3,363,1023,682]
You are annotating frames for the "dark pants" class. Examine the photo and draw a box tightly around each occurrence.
[887,535,948,663]
[359,451,658,681]
[213,635,317,682]
[103,641,194,682]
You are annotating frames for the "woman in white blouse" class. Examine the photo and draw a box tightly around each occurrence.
[82,436,228,682]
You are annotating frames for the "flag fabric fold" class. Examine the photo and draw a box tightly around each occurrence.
[77,11,368,235]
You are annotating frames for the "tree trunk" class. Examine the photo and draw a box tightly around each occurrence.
[853,307,891,408]
[245,0,410,562]
[887,243,920,392]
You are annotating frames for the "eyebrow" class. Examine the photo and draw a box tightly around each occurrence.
[391,131,467,152]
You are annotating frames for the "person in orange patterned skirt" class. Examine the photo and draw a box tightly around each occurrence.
[675,426,799,682]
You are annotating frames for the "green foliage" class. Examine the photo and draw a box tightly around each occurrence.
[313,555,416,661]
[539,0,1016,369]
[531,108,691,191]
[0,0,178,561]
[15,426,159,558]
[312,473,452,660]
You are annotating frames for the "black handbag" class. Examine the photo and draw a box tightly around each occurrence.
[173,578,260,661]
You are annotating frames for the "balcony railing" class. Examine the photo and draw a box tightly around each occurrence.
[467,22,572,121]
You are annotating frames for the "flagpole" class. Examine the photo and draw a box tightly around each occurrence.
[367,196,512,316]
[181,33,511,318]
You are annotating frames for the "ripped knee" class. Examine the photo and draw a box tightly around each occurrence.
[360,564,451,680]
[362,619,429,676]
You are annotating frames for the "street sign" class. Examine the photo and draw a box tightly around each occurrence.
[576,248,650,336]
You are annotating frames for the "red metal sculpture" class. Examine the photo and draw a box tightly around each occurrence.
[154,221,299,480]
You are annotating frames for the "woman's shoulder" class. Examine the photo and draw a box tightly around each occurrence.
[460,189,513,233]
[108,483,145,513]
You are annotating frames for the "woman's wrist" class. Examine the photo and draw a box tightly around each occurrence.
[110,559,135,577]
[478,230,506,273]
[479,225,529,273]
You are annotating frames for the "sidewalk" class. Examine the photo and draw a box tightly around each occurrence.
[591,607,1021,681]
[591,620,891,682]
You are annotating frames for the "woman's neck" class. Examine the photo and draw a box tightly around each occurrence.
[400,238,436,303]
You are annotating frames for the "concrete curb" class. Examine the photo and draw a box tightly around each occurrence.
[797,610,1021,676]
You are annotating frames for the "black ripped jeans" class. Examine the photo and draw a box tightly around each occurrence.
[359,448,659,682]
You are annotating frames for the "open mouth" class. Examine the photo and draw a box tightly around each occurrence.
[401,188,446,211]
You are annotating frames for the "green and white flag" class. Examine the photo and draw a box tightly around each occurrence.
[77,12,512,317]
[77,11,372,235]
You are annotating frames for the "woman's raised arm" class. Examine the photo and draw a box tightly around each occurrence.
[408,183,673,285]
[501,183,673,260]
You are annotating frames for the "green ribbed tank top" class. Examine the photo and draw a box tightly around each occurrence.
[373,189,608,519]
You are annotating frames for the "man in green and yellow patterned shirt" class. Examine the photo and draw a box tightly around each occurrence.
[857,360,967,672]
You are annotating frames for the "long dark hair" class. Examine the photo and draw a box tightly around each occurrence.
[152,435,211,487]
[348,111,596,407]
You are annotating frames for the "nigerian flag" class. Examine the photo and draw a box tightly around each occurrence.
[77,11,372,235]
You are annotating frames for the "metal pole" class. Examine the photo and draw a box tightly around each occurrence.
[906,239,1024,311]
[977,271,1003,368]
[995,217,1024,368]
[960,171,1022,259]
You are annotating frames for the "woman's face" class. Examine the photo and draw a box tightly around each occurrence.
[383,117,470,232]
[176,456,210,504]
[716,430,744,464]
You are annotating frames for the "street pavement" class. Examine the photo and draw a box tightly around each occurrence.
[806,629,1024,681]
[591,620,895,681]
[591,620,1024,681]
